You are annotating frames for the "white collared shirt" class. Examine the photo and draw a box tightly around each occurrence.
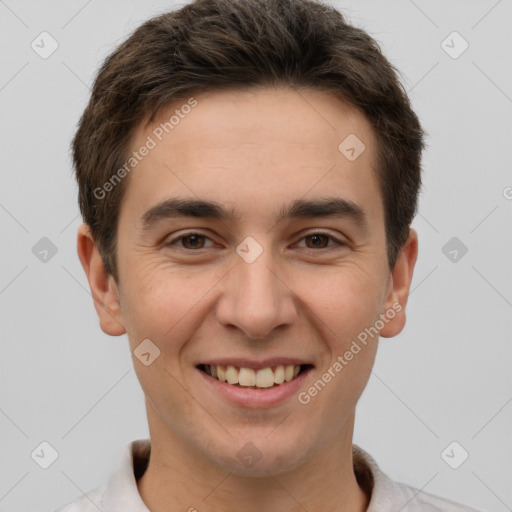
[54,439,481,512]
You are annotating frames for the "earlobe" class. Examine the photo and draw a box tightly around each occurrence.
[76,223,126,336]
[379,228,418,339]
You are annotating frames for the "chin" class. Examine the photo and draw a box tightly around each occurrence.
[205,429,313,477]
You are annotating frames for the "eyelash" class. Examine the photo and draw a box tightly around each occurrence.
[165,231,346,251]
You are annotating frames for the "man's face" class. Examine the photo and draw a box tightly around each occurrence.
[85,86,415,475]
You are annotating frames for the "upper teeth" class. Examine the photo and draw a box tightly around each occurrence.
[206,364,301,388]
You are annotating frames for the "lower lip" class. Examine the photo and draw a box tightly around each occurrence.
[197,367,313,408]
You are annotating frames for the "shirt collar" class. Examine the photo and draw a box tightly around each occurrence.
[102,438,394,511]
[102,439,151,511]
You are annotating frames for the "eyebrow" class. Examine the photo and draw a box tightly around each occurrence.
[140,196,369,233]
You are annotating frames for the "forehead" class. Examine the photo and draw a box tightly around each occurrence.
[144,86,375,160]
[120,86,382,229]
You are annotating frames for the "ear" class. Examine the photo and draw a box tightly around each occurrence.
[379,228,418,338]
[76,223,126,336]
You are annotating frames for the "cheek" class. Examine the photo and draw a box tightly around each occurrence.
[293,263,385,344]
[303,280,380,423]
[121,263,220,350]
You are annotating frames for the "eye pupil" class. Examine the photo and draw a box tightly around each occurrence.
[183,234,204,249]
[307,234,328,248]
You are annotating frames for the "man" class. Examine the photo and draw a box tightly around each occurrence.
[56,0,482,510]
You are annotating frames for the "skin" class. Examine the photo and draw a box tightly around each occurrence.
[77,86,418,512]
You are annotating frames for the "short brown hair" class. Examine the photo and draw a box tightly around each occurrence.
[73,0,425,283]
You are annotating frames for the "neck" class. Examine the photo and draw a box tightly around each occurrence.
[137,408,370,512]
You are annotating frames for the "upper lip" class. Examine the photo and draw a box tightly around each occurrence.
[197,358,314,370]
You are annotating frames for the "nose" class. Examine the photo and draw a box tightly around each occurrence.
[215,245,298,340]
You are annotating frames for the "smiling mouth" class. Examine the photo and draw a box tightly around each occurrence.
[197,364,314,389]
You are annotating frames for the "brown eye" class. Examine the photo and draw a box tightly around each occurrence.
[304,233,330,249]
[181,234,206,249]
[165,232,214,250]
[297,232,345,250]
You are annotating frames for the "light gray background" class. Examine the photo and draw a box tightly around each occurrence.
[1,1,511,511]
